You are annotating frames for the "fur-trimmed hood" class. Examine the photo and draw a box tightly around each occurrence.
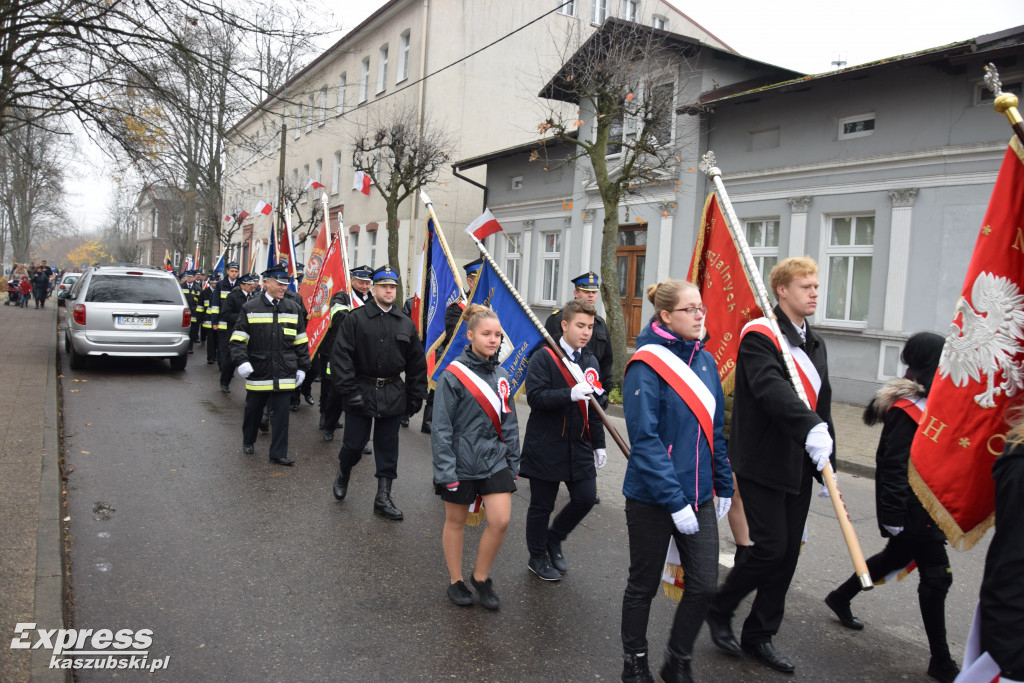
[863,378,926,426]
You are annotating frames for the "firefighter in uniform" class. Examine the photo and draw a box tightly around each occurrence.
[212,261,241,373]
[218,273,259,392]
[318,274,357,441]
[193,270,207,345]
[200,272,220,363]
[230,266,310,466]
[329,265,428,520]
[544,271,613,408]
[181,270,201,354]
[349,264,372,306]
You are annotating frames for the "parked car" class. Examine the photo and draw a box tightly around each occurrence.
[55,272,82,307]
[63,264,191,370]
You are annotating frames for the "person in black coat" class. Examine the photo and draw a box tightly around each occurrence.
[218,274,259,393]
[544,271,613,407]
[31,267,50,308]
[707,257,835,675]
[329,265,428,520]
[824,332,959,683]
[318,288,352,441]
[521,299,606,581]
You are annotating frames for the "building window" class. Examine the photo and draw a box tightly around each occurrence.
[377,45,388,94]
[398,30,411,83]
[314,159,323,198]
[541,232,561,303]
[332,151,342,194]
[368,229,377,266]
[744,218,780,285]
[359,57,370,103]
[505,234,522,291]
[652,14,666,29]
[825,214,874,323]
[622,0,638,21]
[511,175,523,190]
[306,94,315,132]
[976,76,1023,106]
[649,81,674,144]
[294,104,302,138]
[350,231,359,265]
[337,73,347,115]
[319,87,328,125]
[558,0,576,16]
[301,164,310,202]
[591,0,607,23]
[838,112,875,140]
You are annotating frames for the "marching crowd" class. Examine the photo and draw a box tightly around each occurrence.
[3,261,60,308]
[179,254,1020,683]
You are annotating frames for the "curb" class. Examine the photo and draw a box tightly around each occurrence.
[31,308,69,683]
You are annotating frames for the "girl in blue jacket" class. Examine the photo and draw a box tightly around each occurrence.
[619,279,734,683]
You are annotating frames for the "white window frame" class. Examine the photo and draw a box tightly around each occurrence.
[878,341,906,382]
[558,0,576,16]
[397,31,411,83]
[504,233,522,291]
[337,73,347,115]
[652,14,666,29]
[541,232,561,304]
[368,229,378,266]
[306,94,315,132]
[601,77,674,157]
[511,175,524,190]
[301,164,310,203]
[319,87,327,125]
[822,213,875,327]
[294,104,302,138]
[622,0,638,21]
[744,217,781,286]
[359,58,370,103]
[314,159,323,197]
[838,112,875,140]
[974,73,1023,106]
[331,151,342,194]
[591,0,607,24]
[350,231,360,265]
[377,45,389,94]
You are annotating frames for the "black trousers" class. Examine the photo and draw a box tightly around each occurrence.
[320,380,343,430]
[205,327,218,362]
[189,321,199,351]
[338,412,401,479]
[525,477,596,558]
[621,500,719,658]
[216,330,231,370]
[709,467,813,645]
[242,390,291,460]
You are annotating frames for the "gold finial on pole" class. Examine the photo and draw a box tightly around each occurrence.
[985,63,1024,139]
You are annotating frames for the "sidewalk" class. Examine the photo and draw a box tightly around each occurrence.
[0,302,66,683]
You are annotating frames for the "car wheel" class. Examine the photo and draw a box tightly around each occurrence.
[67,339,86,370]
[169,354,188,371]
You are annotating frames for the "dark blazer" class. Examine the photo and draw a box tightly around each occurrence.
[729,305,835,494]
[544,309,613,387]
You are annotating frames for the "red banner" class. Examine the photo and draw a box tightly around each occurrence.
[686,193,761,394]
[305,236,348,357]
[910,138,1024,550]
[299,219,329,312]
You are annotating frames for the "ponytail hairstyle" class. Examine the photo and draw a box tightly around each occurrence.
[646,279,699,324]
[462,303,499,332]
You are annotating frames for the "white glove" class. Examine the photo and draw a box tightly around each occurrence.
[236,362,254,378]
[671,506,699,535]
[715,496,732,521]
[594,448,607,469]
[570,382,595,402]
[999,678,1024,683]
[296,370,306,386]
[883,524,903,537]
[805,423,833,472]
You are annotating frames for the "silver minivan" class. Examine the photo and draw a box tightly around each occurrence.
[64,264,191,370]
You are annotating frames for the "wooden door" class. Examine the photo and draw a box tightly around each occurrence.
[616,225,647,346]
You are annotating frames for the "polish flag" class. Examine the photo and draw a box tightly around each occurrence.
[353,170,371,195]
[235,210,249,222]
[253,201,273,216]
[223,214,232,223]
[466,209,503,241]
[304,178,326,191]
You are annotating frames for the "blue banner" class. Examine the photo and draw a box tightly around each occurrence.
[432,258,544,398]
[423,217,463,373]
[266,223,278,271]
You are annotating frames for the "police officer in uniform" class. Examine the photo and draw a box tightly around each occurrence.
[212,262,241,373]
[330,265,428,520]
[218,273,259,392]
[230,265,310,466]
[200,271,221,363]
[544,271,613,408]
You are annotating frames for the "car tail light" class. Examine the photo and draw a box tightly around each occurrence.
[59,284,66,290]
[182,308,191,327]
[73,304,86,325]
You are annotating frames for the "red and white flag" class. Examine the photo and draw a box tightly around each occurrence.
[304,178,325,191]
[253,201,273,216]
[353,170,371,195]
[466,209,502,241]
[299,210,330,312]
[305,236,348,357]
[909,136,1024,550]
[235,210,249,223]
[223,214,232,223]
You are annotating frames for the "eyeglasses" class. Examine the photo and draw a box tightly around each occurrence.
[672,306,708,316]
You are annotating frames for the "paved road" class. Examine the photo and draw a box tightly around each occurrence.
[60,341,988,681]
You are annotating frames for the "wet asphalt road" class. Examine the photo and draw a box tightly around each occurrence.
[60,336,989,682]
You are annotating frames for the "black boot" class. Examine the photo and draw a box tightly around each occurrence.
[659,652,693,683]
[332,468,351,501]
[825,589,865,630]
[373,477,403,520]
[621,652,654,683]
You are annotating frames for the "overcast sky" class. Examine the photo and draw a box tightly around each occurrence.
[66,0,1024,233]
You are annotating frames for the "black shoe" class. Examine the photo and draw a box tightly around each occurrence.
[220,383,230,393]
[659,653,693,683]
[400,416,409,427]
[927,656,960,683]
[362,445,373,455]
[242,444,254,454]
[447,580,474,607]
[825,591,864,630]
[594,493,600,505]
[373,478,403,520]
[304,394,314,406]
[706,612,742,655]
[187,349,194,354]
[270,457,294,466]
[333,468,351,501]
[259,420,269,433]
[322,430,334,442]
[621,652,654,683]
[528,556,562,581]
[206,359,215,364]
[742,642,794,674]
[420,421,431,434]
[547,538,568,574]
[469,575,500,610]
[289,403,299,412]
[318,416,325,430]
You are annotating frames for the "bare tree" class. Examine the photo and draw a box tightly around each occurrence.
[352,105,455,302]
[539,20,689,382]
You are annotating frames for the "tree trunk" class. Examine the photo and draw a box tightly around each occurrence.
[598,197,628,386]
[386,199,403,303]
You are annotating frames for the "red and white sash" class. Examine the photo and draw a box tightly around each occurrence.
[446,360,504,440]
[545,347,591,437]
[741,317,822,410]
[893,396,926,424]
[628,344,716,447]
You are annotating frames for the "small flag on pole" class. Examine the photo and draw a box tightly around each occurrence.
[253,201,273,216]
[466,209,503,241]
[235,210,249,223]
[304,178,326,191]
[353,170,371,195]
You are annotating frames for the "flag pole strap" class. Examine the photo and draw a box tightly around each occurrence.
[986,63,1024,147]
[419,190,467,296]
[700,151,872,590]
[462,223,631,459]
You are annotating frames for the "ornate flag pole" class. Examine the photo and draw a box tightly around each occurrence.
[419,190,467,295]
[326,193,354,300]
[453,211,631,458]
[699,151,872,589]
[986,63,1024,146]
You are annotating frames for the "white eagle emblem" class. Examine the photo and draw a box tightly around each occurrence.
[938,271,1024,408]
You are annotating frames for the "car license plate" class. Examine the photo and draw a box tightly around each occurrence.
[116,315,155,328]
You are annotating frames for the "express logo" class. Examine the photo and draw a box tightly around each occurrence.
[10,624,169,672]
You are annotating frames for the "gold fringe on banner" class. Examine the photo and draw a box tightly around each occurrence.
[908,459,994,551]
